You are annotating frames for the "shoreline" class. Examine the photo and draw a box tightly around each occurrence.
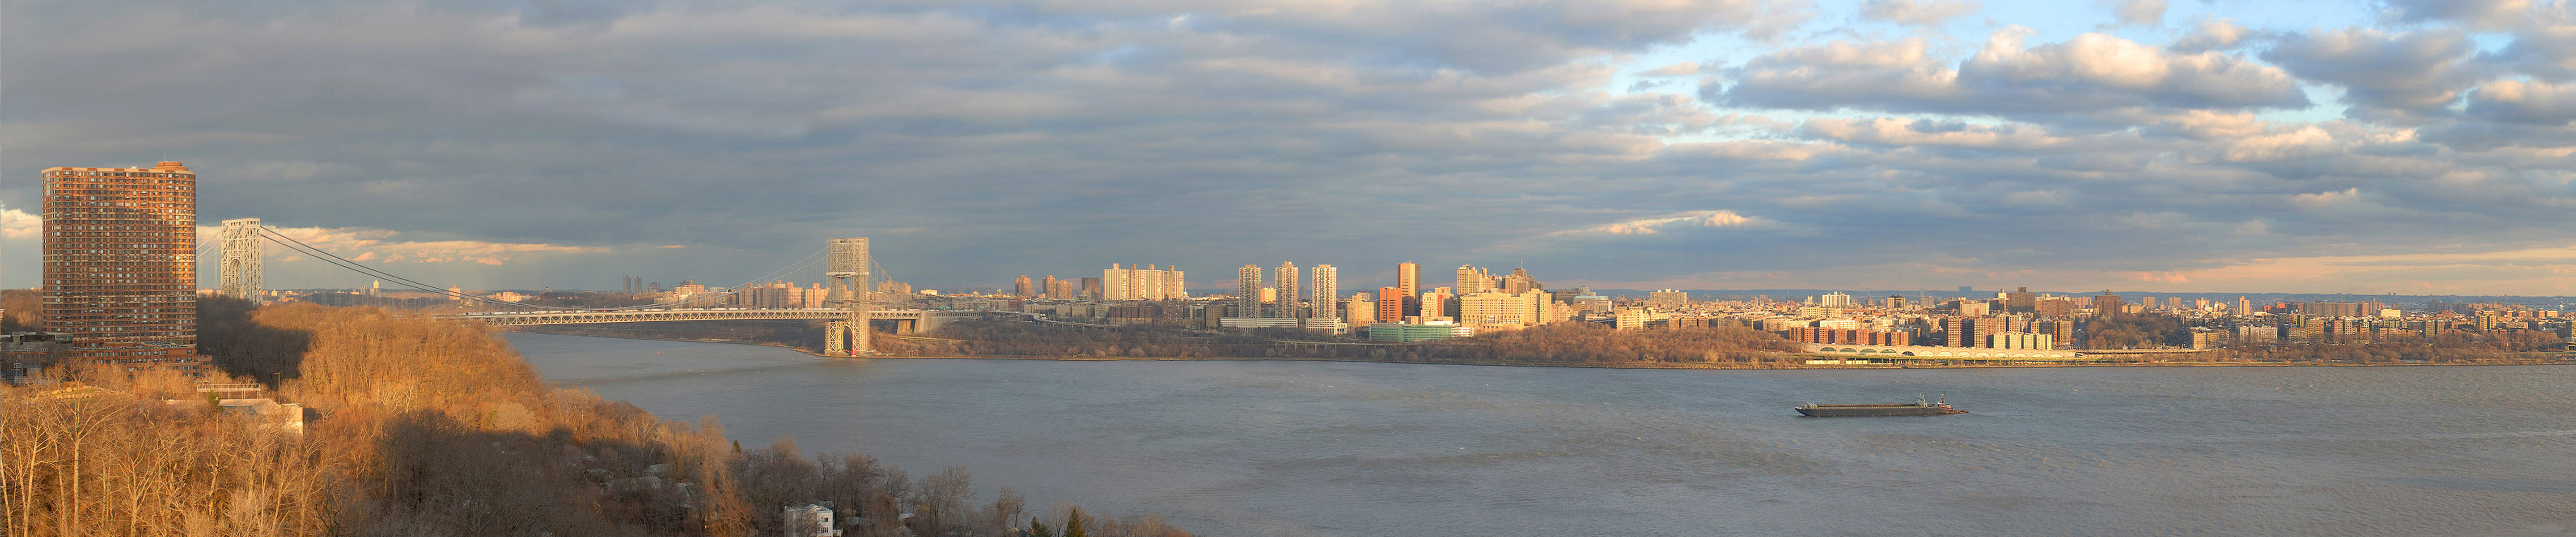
[499,328,2574,371]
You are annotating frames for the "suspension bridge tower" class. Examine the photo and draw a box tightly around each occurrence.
[823,237,873,356]
[219,217,264,302]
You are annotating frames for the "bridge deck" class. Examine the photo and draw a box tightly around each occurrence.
[436,308,932,327]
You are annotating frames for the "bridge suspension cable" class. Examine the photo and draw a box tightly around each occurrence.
[253,225,833,311]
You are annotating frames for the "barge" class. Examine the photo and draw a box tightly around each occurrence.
[1795,396,1966,417]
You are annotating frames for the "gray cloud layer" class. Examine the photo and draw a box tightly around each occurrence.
[3,1,2572,294]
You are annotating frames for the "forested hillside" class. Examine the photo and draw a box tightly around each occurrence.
[1,301,1184,537]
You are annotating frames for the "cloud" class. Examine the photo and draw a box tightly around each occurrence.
[1798,117,2065,149]
[1718,29,2309,119]
[2169,18,2254,52]
[1541,210,1757,237]
[1636,62,1701,77]
[4,2,2573,295]
[2466,79,2576,125]
[1857,0,1980,27]
[2260,27,2482,122]
[0,208,35,240]
[2220,125,2339,162]
[2103,0,2165,27]
[2107,243,2576,294]
[2381,0,2537,30]
[2289,187,2364,210]
[203,224,610,267]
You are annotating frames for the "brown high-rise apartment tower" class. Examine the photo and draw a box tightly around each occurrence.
[40,162,211,376]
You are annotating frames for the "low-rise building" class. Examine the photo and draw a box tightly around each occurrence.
[1367,322,1472,342]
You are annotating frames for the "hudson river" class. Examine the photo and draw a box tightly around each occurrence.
[507,332,2576,537]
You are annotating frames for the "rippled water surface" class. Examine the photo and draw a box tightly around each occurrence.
[507,333,2576,537]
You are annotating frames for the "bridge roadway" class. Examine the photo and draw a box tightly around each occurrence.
[439,307,934,327]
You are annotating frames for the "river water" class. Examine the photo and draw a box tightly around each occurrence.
[505,332,2576,537]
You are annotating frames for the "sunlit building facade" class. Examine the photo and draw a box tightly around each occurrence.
[40,161,211,376]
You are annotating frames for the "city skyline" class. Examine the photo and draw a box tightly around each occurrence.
[6,1,2576,295]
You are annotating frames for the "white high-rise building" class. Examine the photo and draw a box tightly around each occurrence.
[1237,265,1263,317]
[1104,264,1131,298]
[1820,292,1855,308]
[1311,264,1338,322]
[1273,261,1301,319]
[1103,264,1187,300]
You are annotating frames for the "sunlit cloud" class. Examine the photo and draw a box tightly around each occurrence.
[0,207,36,240]
[195,224,608,267]
[1542,210,1758,237]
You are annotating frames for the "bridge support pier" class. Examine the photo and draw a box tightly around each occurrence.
[823,237,873,357]
[826,319,870,357]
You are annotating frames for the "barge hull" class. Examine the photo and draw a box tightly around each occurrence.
[1795,404,1965,417]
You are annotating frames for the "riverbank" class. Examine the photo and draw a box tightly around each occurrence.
[505,331,2576,537]
[833,353,2574,370]
[506,328,2572,371]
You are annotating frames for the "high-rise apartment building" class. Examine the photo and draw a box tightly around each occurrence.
[1820,292,1855,308]
[2004,287,2036,313]
[1237,265,1263,317]
[1310,264,1338,322]
[41,162,210,375]
[1014,275,1035,298]
[1501,268,1541,294]
[1102,264,1186,300]
[2094,292,2124,317]
[1647,289,1688,309]
[1046,277,1075,299]
[1455,265,1495,295]
[1459,291,1551,329]
[1943,317,1998,347]
[1274,262,1301,319]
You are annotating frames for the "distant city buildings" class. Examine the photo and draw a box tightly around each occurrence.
[1419,288,1454,323]
[1345,291,1377,326]
[1455,265,1493,295]
[1046,276,1075,299]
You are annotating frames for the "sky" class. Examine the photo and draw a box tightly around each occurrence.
[3,0,2573,296]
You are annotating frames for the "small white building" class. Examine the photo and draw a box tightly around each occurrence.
[784,503,838,537]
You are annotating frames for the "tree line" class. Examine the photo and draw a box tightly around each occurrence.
[2080,312,2565,363]
[2,299,1186,537]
